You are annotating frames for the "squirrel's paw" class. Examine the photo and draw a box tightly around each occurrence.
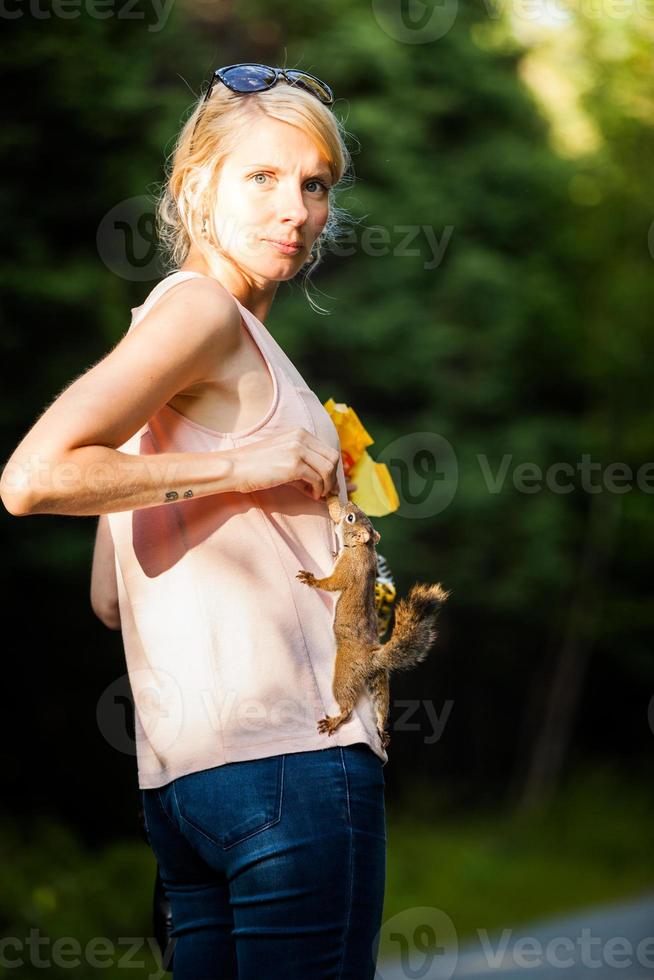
[317,715,339,736]
[296,569,317,587]
[378,728,391,749]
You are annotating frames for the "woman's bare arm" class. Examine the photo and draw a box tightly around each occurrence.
[90,514,121,630]
[0,278,243,517]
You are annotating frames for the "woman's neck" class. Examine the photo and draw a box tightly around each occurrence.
[178,253,279,325]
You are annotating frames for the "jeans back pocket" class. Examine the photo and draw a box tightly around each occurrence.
[173,754,285,850]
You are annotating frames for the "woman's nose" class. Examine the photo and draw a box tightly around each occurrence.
[278,185,309,225]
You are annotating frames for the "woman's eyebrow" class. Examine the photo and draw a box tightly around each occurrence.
[245,163,332,182]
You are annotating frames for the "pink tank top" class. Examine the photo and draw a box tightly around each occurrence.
[107,270,388,788]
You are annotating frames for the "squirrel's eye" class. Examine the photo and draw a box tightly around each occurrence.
[346,513,355,523]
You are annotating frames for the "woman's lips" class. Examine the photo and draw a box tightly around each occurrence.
[266,239,303,255]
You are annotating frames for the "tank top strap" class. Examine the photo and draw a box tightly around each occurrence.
[130,270,206,328]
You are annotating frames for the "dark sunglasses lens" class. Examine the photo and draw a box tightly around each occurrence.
[220,64,277,93]
[284,70,334,104]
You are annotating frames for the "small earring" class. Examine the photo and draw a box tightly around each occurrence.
[201,216,208,238]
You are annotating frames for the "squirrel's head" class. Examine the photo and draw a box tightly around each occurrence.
[326,494,381,548]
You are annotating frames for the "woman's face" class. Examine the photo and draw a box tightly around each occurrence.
[208,115,332,283]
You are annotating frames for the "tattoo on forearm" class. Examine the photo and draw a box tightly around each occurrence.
[164,489,194,502]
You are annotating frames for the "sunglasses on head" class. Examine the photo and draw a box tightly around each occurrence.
[202,63,335,107]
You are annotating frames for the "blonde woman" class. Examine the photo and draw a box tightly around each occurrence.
[1,65,387,977]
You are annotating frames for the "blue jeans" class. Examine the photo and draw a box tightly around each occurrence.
[141,743,387,979]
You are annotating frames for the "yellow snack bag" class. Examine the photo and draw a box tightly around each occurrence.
[323,398,400,517]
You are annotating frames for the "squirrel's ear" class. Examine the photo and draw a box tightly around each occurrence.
[326,495,342,522]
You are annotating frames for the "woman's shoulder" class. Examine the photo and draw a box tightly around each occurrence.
[158,270,238,309]
[131,272,241,337]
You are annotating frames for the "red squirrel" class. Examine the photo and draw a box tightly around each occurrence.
[296,494,450,749]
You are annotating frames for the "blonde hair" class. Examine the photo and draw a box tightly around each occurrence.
[155,79,356,314]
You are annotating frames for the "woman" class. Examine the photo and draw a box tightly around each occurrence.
[1,64,387,978]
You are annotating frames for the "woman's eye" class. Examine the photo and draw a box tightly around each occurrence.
[251,174,328,193]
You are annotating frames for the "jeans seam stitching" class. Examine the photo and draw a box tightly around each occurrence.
[337,747,354,980]
[153,788,179,834]
[277,754,285,820]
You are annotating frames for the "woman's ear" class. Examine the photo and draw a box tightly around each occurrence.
[374,529,381,544]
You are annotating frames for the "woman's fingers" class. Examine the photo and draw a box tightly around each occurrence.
[289,480,315,499]
[296,446,340,499]
[293,478,357,500]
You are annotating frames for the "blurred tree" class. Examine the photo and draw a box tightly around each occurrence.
[506,7,654,809]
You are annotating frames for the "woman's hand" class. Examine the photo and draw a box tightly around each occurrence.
[232,427,341,501]
[345,478,358,496]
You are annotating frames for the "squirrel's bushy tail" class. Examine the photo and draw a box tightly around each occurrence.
[371,582,450,672]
